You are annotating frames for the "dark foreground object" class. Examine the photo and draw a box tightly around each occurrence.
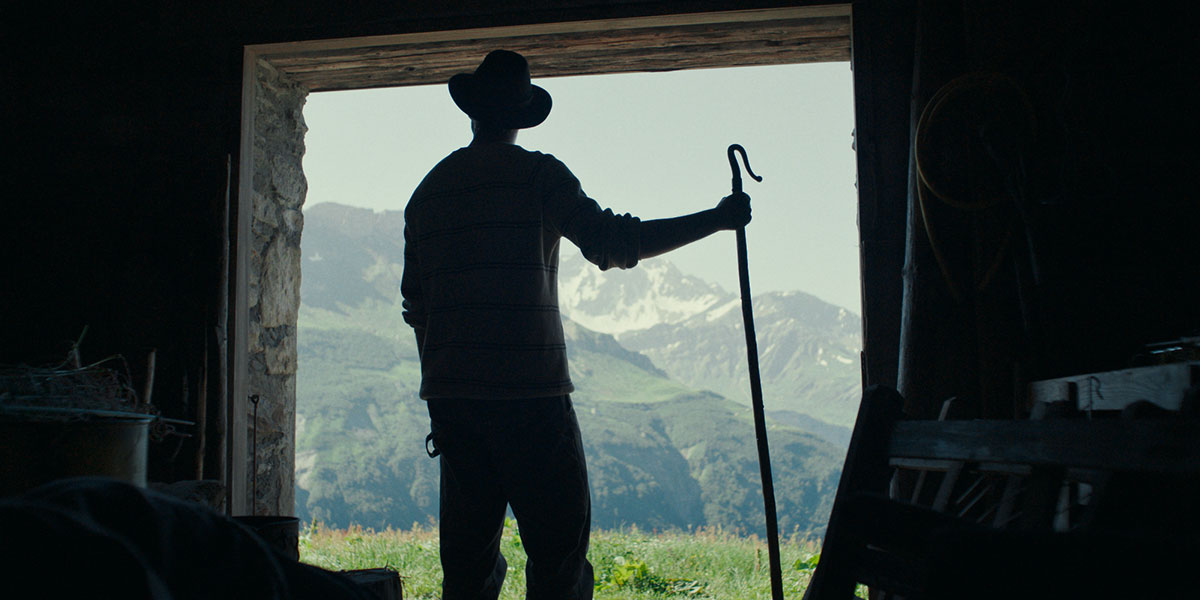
[806,385,1200,599]
[0,410,152,496]
[343,568,404,600]
[0,477,375,600]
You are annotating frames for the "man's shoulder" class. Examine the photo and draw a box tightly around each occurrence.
[427,145,569,184]
[407,145,566,210]
[427,144,558,173]
[495,145,572,175]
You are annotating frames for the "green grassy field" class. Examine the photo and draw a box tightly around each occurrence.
[301,521,865,599]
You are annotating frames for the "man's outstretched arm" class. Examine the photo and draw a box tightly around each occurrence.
[638,192,752,260]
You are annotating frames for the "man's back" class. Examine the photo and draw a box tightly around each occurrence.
[403,142,641,400]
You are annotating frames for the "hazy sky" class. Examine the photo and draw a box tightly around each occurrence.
[302,61,862,314]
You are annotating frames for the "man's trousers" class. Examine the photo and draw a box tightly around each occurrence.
[426,395,594,600]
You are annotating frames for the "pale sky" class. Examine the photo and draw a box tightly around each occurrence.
[301,62,862,314]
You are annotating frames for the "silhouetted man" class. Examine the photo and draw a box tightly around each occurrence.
[401,50,750,600]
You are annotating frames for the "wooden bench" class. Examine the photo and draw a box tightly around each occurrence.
[803,385,1200,599]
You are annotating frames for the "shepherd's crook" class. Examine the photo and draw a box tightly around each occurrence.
[728,144,783,600]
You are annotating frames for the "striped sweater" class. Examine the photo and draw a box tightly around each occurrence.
[401,142,641,399]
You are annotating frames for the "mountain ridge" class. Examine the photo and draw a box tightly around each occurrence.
[294,202,854,534]
[301,202,861,430]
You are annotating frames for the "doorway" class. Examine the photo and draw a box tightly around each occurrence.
[235,4,852,517]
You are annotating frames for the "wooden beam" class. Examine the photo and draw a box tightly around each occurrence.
[229,48,256,517]
[890,420,1200,474]
[255,8,851,92]
[852,0,915,392]
[1030,362,1199,412]
[287,41,850,91]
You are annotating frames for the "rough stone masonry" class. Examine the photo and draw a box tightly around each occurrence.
[248,58,308,516]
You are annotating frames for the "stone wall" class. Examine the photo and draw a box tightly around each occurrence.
[248,59,308,516]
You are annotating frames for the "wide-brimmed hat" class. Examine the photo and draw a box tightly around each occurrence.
[449,50,552,129]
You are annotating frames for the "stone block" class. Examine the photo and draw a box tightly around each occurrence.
[247,279,260,309]
[270,154,307,207]
[282,208,304,236]
[246,365,295,417]
[249,430,294,516]
[253,192,280,230]
[264,326,297,375]
[244,370,296,515]
[259,235,300,328]
[249,315,264,354]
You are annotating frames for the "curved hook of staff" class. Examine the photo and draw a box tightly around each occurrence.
[727,144,763,192]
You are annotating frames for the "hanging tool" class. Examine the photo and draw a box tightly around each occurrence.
[250,393,260,515]
[728,144,782,600]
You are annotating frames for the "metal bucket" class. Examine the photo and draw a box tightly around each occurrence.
[0,407,152,497]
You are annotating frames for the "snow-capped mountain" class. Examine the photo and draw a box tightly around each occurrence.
[558,249,731,334]
[618,291,863,428]
[559,248,863,428]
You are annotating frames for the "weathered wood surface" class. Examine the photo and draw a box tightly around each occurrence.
[1030,362,1199,412]
[266,15,850,91]
[889,419,1200,473]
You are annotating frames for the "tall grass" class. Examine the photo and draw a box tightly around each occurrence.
[301,520,863,599]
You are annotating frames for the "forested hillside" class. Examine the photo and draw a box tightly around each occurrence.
[295,203,851,536]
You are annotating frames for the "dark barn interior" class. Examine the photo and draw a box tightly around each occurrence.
[3,0,1198,597]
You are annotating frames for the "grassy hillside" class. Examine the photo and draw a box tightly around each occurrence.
[296,308,843,537]
[301,522,871,600]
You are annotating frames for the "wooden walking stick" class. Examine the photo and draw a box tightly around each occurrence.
[728,144,783,600]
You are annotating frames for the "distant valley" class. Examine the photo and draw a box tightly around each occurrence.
[295,202,861,536]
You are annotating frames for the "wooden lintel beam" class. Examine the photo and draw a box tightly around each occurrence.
[263,12,851,92]
[292,49,850,92]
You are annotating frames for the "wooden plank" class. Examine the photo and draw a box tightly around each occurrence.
[268,16,849,70]
[889,420,1200,473]
[229,48,255,516]
[282,39,849,80]
[289,43,850,91]
[290,45,852,91]
[931,462,962,512]
[1030,362,1199,412]
[259,12,850,91]
[991,475,1023,527]
[278,39,850,83]
[975,463,1032,476]
[889,457,961,471]
[247,5,851,57]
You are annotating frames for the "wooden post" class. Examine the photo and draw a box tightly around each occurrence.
[142,349,157,407]
[805,385,905,599]
[195,331,209,480]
